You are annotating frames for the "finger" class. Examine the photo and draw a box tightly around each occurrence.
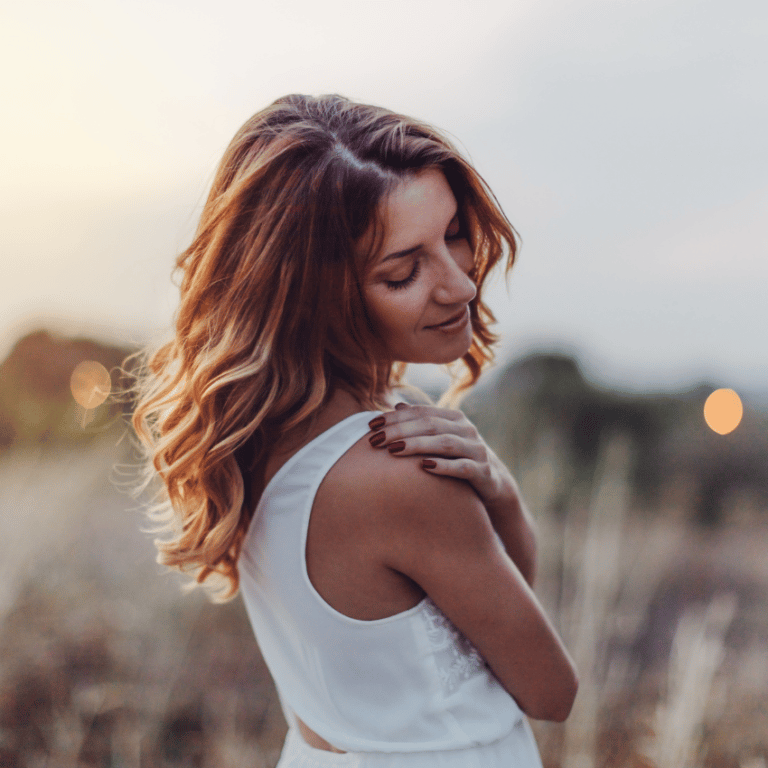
[395,403,465,423]
[369,422,464,450]
[369,411,473,443]
[391,417,463,443]
[386,435,485,461]
[371,403,464,430]
[419,456,482,483]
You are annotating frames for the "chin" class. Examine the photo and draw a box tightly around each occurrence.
[404,339,473,366]
[428,349,469,365]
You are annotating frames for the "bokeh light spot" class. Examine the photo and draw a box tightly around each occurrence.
[70,361,111,410]
[703,388,743,435]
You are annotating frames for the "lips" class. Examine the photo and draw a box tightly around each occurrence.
[425,307,469,329]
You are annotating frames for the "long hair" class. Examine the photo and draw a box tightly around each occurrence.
[130,94,518,599]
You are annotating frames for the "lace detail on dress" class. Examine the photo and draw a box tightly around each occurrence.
[420,598,486,695]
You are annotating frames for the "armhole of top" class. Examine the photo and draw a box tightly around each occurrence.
[244,411,379,543]
[298,415,429,627]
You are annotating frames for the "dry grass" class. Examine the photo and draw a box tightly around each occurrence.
[0,426,767,767]
[519,430,768,768]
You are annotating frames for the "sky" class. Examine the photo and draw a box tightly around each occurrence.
[2,0,766,398]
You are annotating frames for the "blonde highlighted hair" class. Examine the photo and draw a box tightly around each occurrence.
[131,94,518,598]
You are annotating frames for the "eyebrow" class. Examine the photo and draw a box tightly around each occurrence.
[381,244,420,263]
[380,210,460,264]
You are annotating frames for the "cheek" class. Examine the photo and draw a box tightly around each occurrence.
[365,289,419,339]
[362,290,392,338]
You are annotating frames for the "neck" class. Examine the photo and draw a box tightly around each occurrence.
[274,388,367,457]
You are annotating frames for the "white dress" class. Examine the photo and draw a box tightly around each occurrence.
[238,412,543,767]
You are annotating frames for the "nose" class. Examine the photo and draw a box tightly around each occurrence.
[432,246,477,306]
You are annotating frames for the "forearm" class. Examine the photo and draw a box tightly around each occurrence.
[484,462,538,587]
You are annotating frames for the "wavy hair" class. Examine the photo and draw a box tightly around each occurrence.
[130,94,518,598]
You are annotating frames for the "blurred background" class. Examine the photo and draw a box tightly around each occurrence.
[1,0,766,766]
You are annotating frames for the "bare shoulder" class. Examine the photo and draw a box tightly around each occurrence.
[318,434,497,575]
[322,433,488,533]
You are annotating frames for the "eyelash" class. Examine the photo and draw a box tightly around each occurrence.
[386,259,421,291]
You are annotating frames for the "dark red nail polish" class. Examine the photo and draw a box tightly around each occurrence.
[368,416,385,430]
[388,441,406,454]
[394,402,408,411]
[421,459,437,469]
[369,431,386,447]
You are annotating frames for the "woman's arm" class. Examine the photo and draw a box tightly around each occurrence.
[482,473,538,588]
[356,451,578,722]
[368,404,537,585]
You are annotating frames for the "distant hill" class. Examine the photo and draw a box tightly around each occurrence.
[0,330,133,448]
[465,352,768,524]
[1,332,765,523]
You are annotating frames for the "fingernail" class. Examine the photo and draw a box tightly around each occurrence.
[388,441,406,454]
[394,403,408,411]
[368,416,385,430]
[421,459,437,469]
[369,431,386,447]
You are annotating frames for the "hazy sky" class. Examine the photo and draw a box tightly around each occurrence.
[2,0,766,396]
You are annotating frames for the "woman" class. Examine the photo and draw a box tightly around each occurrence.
[132,94,577,767]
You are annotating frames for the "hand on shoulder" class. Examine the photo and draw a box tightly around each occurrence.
[367,403,519,516]
[367,402,539,584]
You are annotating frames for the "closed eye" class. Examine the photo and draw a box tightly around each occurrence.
[386,259,421,290]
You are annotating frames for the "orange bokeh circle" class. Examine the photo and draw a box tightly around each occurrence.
[703,388,743,435]
[70,360,112,410]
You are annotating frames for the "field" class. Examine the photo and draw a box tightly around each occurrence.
[0,425,766,767]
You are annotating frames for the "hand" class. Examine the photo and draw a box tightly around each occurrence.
[367,403,517,515]
[369,403,538,586]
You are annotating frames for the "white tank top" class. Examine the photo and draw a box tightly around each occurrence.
[238,411,525,753]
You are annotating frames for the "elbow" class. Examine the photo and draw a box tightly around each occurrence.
[521,669,579,723]
[548,666,579,722]
[541,684,578,723]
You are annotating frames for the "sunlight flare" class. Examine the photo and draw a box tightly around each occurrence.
[70,360,111,410]
[703,388,743,435]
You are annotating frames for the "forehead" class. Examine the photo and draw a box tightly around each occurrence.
[378,169,457,249]
[357,169,457,267]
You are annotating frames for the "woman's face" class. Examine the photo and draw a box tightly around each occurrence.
[362,169,477,365]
